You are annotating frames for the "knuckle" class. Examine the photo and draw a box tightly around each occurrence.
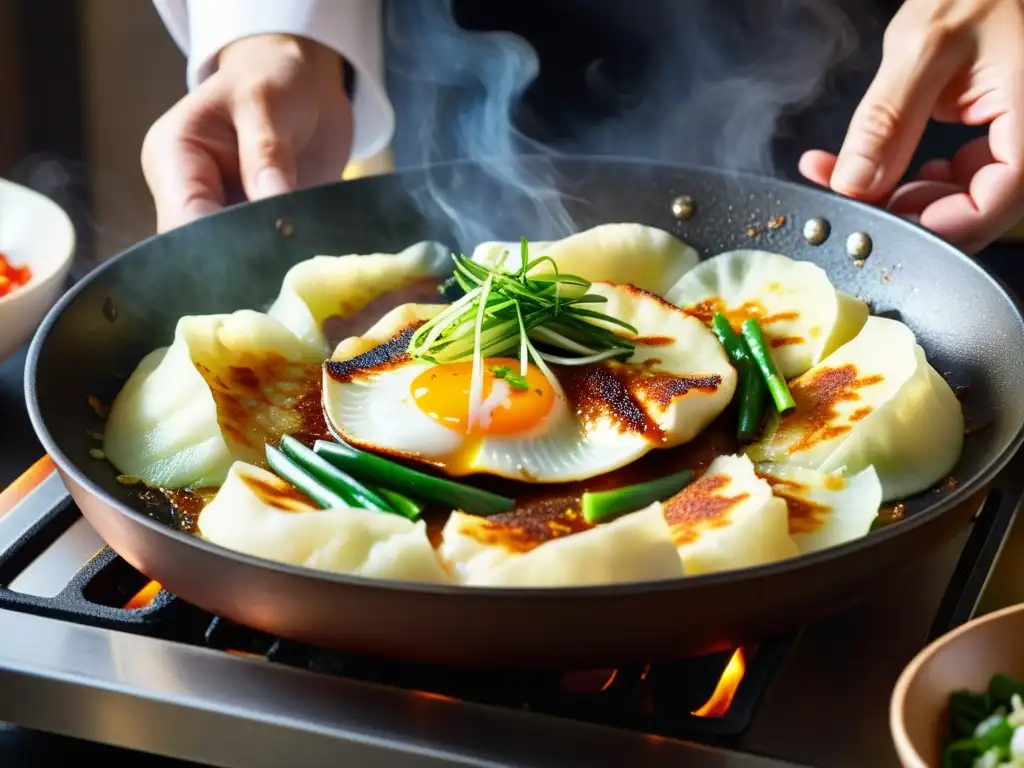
[853,100,903,146]
[252,132,288,165]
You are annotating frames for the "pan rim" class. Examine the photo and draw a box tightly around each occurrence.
[24,154,1024,600]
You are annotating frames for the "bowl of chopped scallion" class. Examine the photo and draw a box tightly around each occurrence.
[891,603,1024,767]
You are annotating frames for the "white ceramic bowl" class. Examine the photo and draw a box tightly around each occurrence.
[0,178,76,364]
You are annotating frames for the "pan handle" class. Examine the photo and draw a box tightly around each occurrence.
[926,459,1024,642]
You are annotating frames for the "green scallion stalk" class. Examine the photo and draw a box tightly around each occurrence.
[313,440,514,515]
[741,318,796,415]
[369,486,424,520]
[581,469,695,525]
[710,313,766,442]
[280,435,396,515]
[265,444,348,509]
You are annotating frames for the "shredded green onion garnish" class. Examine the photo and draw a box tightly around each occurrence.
[408,238,638,430]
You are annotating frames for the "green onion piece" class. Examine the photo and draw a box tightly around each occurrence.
[369,486,424,520]
[313,440,515,516]
[710,313,765,442]
[581,469,694,525]
[741,318,796,414]
[280,435,395,514]
[737,365,767,443]
[265,445,349,509]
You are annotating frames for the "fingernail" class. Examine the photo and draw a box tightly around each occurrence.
[254,167,292,199]
[832,155,881,194]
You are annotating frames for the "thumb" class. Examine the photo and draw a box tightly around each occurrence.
[232,93,298,201]
[831,31,965,201]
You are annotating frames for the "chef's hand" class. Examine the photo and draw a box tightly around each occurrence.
[142,34,352,233]
[799,0,1024,254]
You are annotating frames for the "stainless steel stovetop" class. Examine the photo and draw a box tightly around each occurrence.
[0,458,1021,768]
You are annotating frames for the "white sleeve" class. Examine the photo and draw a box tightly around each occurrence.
[151,0,394,161]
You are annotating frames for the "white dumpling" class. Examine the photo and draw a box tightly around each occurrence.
[745,316,963,501]
[662,454,798,575]
[103,311,321,488]
[471,223,699,296]
[267,241,449,353]
[103,244,449,490]
[437,505,684,587]
[755,463,882,554]
[664,249,868,378]
[198,462,451,583]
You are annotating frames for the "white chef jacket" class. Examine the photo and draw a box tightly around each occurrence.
[151,0,393,162]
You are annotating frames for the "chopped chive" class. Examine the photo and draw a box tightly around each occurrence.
[265,445,348,509]
[741,318,796,414]
[581,469,695,524]
[313,440,515,515]
[280,435,396,515]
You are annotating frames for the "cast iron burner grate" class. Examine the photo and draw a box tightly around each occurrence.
[0,493,799,742]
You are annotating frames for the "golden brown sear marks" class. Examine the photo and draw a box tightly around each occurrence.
[663,474,750,546]
[780,364,884,454]
[756,472,831,536]
[769,335,804,349]
[324,324,420,383]
[454,505,593,554]
[556,362,722,443]
[239,473,317,512]
[633,335,675,347]
[682,297,799,330]
[194,354,323,457]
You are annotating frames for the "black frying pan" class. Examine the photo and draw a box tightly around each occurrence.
[24,157,1024,667]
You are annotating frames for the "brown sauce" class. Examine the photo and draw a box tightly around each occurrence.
[163,389,740,544]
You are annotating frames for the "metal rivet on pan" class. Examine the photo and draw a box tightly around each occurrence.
[101,296,118,323]
[846,232,873,259]
[276,217,295,237]
[671,195,695,220]
[803,217,830,245]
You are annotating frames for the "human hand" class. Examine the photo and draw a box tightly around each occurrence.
[142,34,352,233]
[799,0,1024,254]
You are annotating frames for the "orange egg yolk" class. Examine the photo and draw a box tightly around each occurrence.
[410,357,556,435]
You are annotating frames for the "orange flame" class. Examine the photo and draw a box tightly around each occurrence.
[124,580,161,610]
[691,648,747,718]
[0,456,55,518]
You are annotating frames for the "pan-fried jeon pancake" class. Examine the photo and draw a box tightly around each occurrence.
[662,454,798,575]
[746,316,963,501]
[754,463,883,554]
[666,249,868,378]
[322,282,737,483]
[437,504,683,587]
[199,462,451,582]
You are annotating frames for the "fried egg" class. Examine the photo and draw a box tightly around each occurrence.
[745,316,963,500]
[471,223,700,296]
[661,454,798,574]
[437,504,683,587]
[665,249,868,378]
[754,463,882,554]
[321,283,737,482]
[198,461,451,582]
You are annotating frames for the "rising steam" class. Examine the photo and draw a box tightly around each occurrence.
[384,0,866,250]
